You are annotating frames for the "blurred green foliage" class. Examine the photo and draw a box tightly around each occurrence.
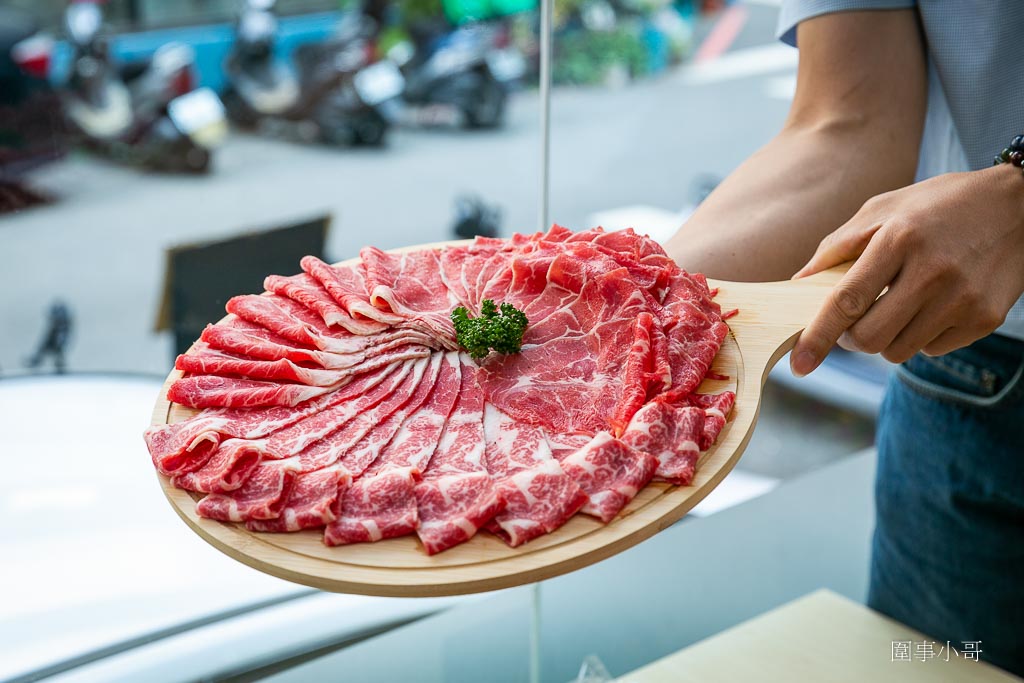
[553,25,649,84]
[400,0,446,23]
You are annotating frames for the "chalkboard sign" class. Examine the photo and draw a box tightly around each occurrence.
[155,213,330,358]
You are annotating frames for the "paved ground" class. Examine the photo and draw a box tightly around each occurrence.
[0,1,874,474]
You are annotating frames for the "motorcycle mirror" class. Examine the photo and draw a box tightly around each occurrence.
[387,41,414,67]
[65,3,103,46]
[11,34,55,79]
[152,42,196,75]
[581,1,617,32]
[239,11,277,43]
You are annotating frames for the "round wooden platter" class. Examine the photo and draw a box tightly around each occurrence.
[150,242,848,597]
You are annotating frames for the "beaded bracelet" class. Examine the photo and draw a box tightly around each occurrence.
[993,135,1024,171]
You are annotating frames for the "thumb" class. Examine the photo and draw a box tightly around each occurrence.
[793,215,881,279]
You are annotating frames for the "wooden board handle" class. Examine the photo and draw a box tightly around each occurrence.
[708,262,853,385]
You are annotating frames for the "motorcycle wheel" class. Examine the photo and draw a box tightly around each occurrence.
[221,87,260,130]
[320,124,354,146]
[463,75,506,129]
[351,113,388,147]
[184,147,212,174]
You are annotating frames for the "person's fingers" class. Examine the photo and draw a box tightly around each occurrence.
[921,326,977,358]
[790,236,900,377]
[881,301,952,364]
[837,272,921,354]
[793,212,883,279]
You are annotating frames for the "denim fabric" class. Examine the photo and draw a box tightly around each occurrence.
[871,333,1024,675]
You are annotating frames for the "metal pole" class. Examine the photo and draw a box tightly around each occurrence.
[530,4,554,681]
[530,582,542,683]
[538,0,553,232]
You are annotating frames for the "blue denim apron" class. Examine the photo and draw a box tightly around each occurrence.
[870,333,1024,675]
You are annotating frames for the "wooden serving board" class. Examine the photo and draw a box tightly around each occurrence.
[150,241,849,597]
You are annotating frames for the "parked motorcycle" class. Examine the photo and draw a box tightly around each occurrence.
[451,194,500,239]
[222,0,404,146]
[0,7,67,187]
[61,1,226,173]
[392,20,525,129]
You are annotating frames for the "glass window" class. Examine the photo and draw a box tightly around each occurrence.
[1,2,879,680]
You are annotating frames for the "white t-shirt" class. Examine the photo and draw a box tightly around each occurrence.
[778,0,1024,340]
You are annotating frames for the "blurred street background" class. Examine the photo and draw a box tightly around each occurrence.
[0,2,889,680]
[0,0,872,480]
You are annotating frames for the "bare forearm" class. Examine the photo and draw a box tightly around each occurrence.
[664,9,926,282]
[666,122,918,281]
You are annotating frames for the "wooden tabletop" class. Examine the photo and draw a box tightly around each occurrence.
[618,589,1021,683]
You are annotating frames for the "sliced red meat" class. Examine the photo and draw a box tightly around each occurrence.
[246,465,351,532]
[263,272,352,329]
[300,256,403,326]
[201,320,431,370]
[169,344,430,409]
[558,233,671,292]
[225,294,321,349]
[483,404,587,547]
[476,239,635,313]
[334,352,444,478]
[217,316,430,358]
[477,244,554,311]
[468,247,519,311]
[647,317,672,395]
[544,431,593,460]
[146,360,405,474]
[175,341,429,387]
[200,319,325,366]
[608,312,657,436]
[361,247,458,346]
[186,358,421,528]
[272,272,388,333]
[471,235,509,250]
[560,432,658,523]
[415,354,504,554]
[261,358,419,459]
[416,471,505,554]
[145,414,227,476]
[658,271,730,399]
[326,352,459,546]
[567,228,675,282]
[287,355,431,474]
[486,460,588,546]
[167,375,339,409]
[438,247,478,309]
[539,224,573,243]
[227,292,415,356]
[621,402,704,485]
[176,343,350,386]
[479,265,652,435]
[682,391,736,450]
[170,438,263,493]
[149,227,735,549]
[324,466,421,544]
[196,459,298,522]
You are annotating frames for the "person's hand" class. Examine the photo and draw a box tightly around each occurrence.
[790,165,1024,376]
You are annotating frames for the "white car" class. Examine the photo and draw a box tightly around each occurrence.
[0,375,469,682]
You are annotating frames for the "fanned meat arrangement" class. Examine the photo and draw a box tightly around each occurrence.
[144,226,735,554]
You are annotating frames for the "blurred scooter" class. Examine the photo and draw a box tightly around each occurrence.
[452,194,501,239]
[61,1,226,173]
[391,20,524,129]
[222,0,404,146]
[1,6,67,209]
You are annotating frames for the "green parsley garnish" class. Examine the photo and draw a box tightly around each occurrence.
[451,299,528,360]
